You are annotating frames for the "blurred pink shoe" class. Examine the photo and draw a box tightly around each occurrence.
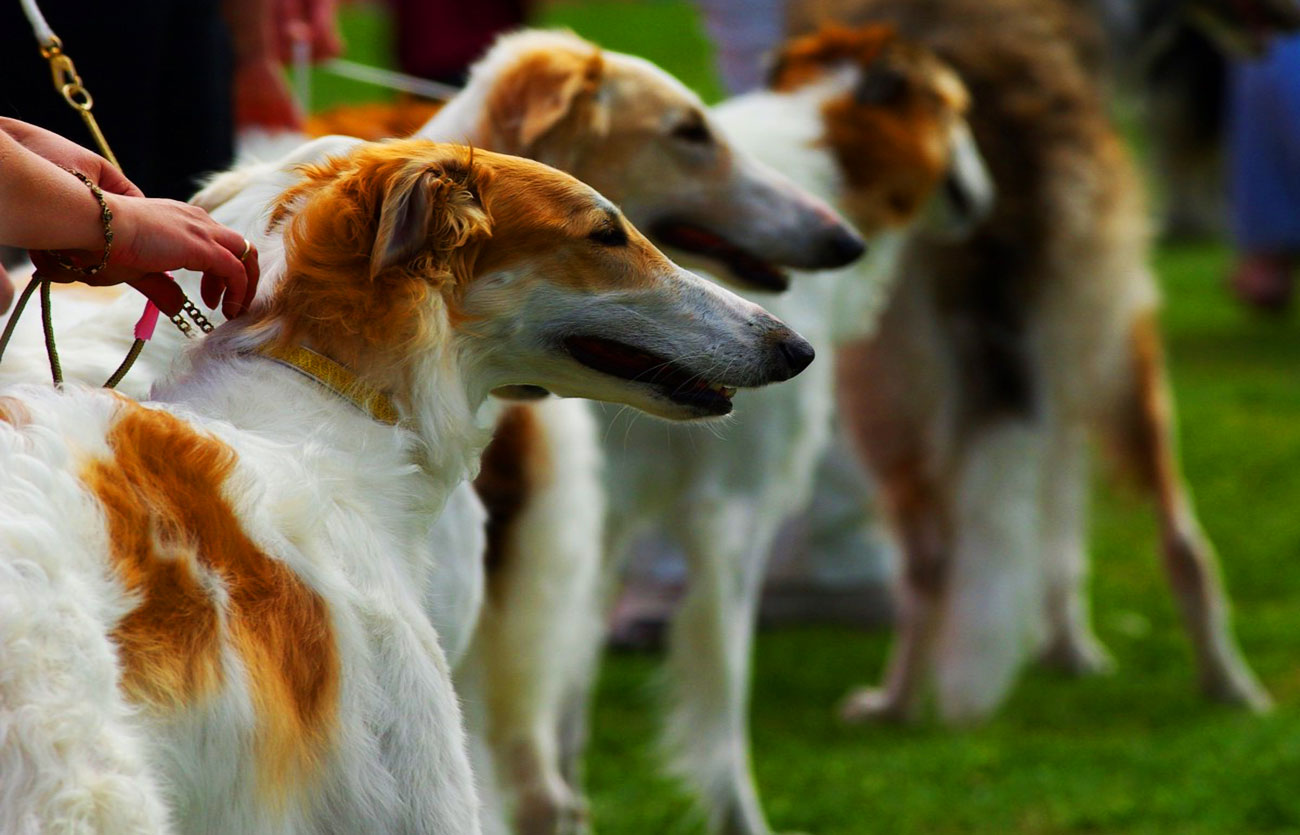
[1230,253,1295,311]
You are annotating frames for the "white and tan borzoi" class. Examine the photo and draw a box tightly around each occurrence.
[0,139,816,834]
[473,26,993,835]
[797,2,1271,725]
[0,29,868,835]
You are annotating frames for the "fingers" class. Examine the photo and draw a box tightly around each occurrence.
[0,261,13,315]
[128,273,185,317]
[242,246,261,315]
[200,271,222,311]
[31,194,262,322]
[27,250,83,284]
[193,249,248,321]
[206,229,259,318]
[94,162,145,199]
[308,0,343,61]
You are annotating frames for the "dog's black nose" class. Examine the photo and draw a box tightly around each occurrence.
[774,334,816,380]
[812,224,867,269]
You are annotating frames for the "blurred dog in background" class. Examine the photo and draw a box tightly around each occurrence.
[469,25,991,835]
[784,0,1272,724]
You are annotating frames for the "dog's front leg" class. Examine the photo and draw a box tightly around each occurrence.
[364,601,483,835]
[840,472,950,725]
[665,502,783,835]
[1036,423,1115,675]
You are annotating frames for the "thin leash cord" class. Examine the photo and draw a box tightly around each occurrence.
[103,339,144,389]
[0,277,42,365]
[15,0,195,389]
[39,278,62,385]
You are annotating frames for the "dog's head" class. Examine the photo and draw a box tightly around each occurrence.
[461,29,864,293]
[768,24,994,241]
[243,140,813,420]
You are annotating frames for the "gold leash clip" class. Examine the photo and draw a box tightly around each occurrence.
[38,35,120,168]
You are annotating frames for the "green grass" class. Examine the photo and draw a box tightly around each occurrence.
[582,241,1300,834]
[307,0,723,111]
[318,4,1300,831]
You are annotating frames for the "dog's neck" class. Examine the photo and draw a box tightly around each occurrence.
[150,321,492,532]
[416,81,492,148]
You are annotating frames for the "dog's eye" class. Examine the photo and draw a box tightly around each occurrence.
[671,114,712,145]
[589,223,628,247]
[855,66,909,106]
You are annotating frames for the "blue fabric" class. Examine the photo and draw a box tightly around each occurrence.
[1229,35,1300,251]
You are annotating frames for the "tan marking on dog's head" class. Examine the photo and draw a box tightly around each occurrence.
[772,25,971,232]
[305,98,445,142]
[83,402,339,801]
[259,139,673,373]
[483,45,607,155]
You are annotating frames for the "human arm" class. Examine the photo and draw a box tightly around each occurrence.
[0,126,260,318]
[224,0,308,130]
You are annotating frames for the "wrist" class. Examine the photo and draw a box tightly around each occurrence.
[101,193,136,262]
[50,169,115,275]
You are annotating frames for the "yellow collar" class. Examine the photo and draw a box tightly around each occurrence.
[254,343,402,426]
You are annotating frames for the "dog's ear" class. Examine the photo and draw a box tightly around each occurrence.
[768,24,897,91]
[371,159,490,280]
[487,50,605,153]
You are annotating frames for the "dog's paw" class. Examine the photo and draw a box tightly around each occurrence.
[1204,666,1274,714]
[1038,633,1116,677]
[516,787,589,835]
[837,687,913,724]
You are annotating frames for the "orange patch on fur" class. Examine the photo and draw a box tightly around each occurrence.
[0,396,32,426]
[769,24,896,92]
[1118,310,1180,509]
[262,141,493,369]
[483,48,606,153]
[84,402,338,795]
[772,25,965,231]
[305,97,445,142]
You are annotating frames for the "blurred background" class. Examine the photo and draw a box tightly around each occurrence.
[8,0,1298,830]
[289,3,1300,832]
[318,1,1298,832]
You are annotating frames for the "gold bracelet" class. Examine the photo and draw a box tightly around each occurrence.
[51,166,114,276]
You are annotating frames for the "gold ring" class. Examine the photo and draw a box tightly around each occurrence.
[239,239,253,262]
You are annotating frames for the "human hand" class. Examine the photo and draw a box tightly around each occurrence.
[233,57,304,130]
[0,117,141,198]
[0,261,13,315]
[30,195,260,320]
[274,0,343,63]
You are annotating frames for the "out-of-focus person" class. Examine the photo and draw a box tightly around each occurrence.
[1227,33,1300,311]
[694,0,784,94]
[389,0,530,85]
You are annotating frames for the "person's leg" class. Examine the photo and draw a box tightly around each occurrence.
[1228,35,1300,309]
[694,0,784,94]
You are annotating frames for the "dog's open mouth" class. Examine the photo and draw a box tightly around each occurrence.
[564,335,737,416]
[651,220,790,292]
